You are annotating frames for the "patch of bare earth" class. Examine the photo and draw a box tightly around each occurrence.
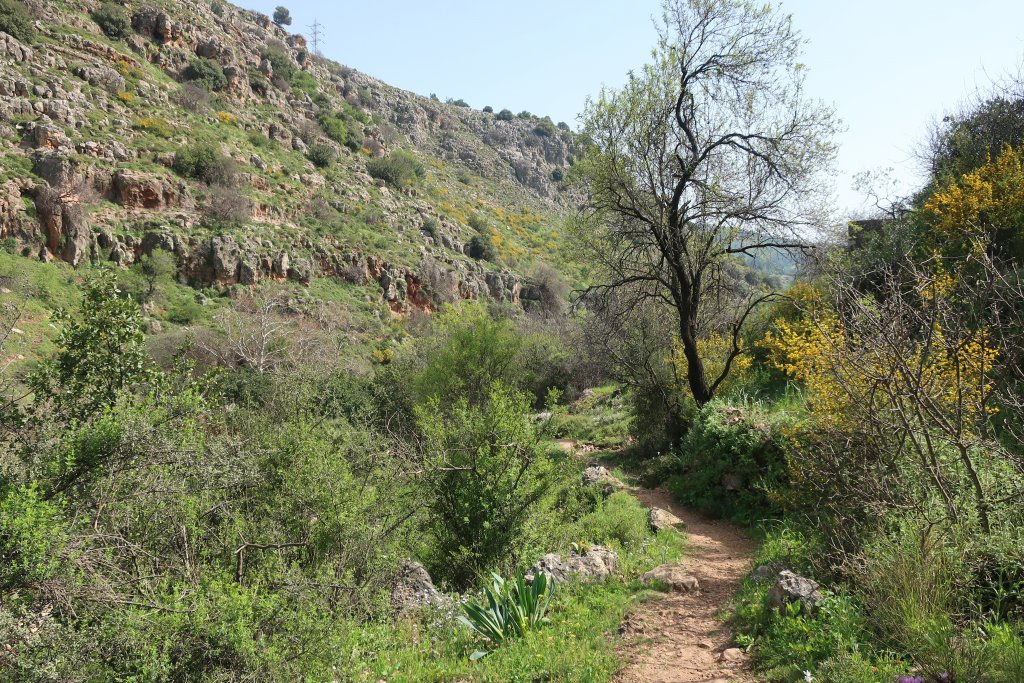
[615,486,757,683]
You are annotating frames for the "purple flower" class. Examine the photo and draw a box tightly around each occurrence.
[937,675,952,683]
[896,677,924,683]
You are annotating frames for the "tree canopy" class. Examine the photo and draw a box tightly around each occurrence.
[575,0,837,406]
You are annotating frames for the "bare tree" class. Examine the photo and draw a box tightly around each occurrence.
[575,0,837,408]
[204,287,291,373]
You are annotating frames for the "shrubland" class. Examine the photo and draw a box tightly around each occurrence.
[0,265,681,681]
[583,73,1024,683]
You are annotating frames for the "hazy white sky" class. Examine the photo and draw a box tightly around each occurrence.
[241,1,1024,214]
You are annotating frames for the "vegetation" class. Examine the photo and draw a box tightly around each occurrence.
[0,0,34,43]
[90,2,131,39]
[366,149,426,189]
[272,5,291,26]
[184,57,228,92]
[575,0,837,410]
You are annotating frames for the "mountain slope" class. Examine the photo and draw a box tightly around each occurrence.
[0,0,579,315]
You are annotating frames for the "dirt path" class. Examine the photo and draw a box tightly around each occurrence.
[615,486,758,683]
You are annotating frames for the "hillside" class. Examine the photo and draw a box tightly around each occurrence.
[0,0,579,319]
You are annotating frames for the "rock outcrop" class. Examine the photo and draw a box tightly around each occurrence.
[525,546,619,584]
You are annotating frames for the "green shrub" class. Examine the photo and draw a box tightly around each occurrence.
[483,105,494,113]
[172,142,236,185]
[184,57,227,92]
[365,150,425,189]
[0,0,34,44]
[91,2,131,39]
[262,43,295,83]
[272,5,291,26]
[576,492,649,549]
[307,143,335,168]
[416,382,555,588]
[665,399,792,524]
[466,234,495,261]
[533,117,557,137]
[517,110,533,119]
[496,109,514,121]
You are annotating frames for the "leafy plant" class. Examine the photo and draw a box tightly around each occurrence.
[459,571,554,658]
[366,150,425,189]
[0,0,34,43]
[91,2,131,39]
[184,57,227,92]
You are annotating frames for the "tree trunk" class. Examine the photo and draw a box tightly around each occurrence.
[678,308,712,406]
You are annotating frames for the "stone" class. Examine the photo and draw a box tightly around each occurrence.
[720,647,746,665]
[210,235,240,282]
[649,506,687,533]
[750,563,786,581]
[639,564,699,592]
[390,560,449,615]
[525,546,619,584]
[582,464,625,491]
[768,570,823,616]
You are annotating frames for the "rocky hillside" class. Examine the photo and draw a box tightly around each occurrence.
[0,0,580,313]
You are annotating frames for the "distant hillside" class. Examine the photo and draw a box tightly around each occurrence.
[0,0,580,315]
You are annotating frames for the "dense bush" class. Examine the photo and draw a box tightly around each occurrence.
[665,400,792,524]
[184,57,227,92]
[365,149,425,189]
[307,142,335,168]
[533,117,557,137]
[465,234,495,261]
[496,108,514,121]
[272,5,291,26]
[172,142,238,185]
[0,0,34,43]
[483,105,494,113]
[91,2,131,39]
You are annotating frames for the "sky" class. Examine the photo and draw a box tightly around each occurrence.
[240,1,1024,215]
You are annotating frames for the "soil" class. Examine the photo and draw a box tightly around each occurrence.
[614,486,758,683]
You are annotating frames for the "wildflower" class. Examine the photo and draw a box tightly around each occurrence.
[804,672,814,682]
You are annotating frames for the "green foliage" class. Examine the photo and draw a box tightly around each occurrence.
[272,5,291,26]
[496,109,514,121]
[483,105,494,113]
[416,382,554,587]
[0,484,66,586]
[30,270,153,421]
[318,105,365,151]
[172,142,235,184]
[90,2,131,39]
[0,0,34,44]
[412,303,522,407]
[307,142,335,168]
[533,117,557,137]
[137,248,176,302]
[184,57,228,92]
[459,571,554,655]
[665,399,793,524]
[466,234,495,261]
[366,149,425,189]
[261,43,295,83]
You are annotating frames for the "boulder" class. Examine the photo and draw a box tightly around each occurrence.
[525,546,618,584]
[639,564,699,592]
[649,506,686,533]
[582,464,625,492]
[390,560,449,615]
[750,563,786,582]
[768,570,822,616]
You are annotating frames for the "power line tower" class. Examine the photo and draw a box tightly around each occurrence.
[308,19,324,57]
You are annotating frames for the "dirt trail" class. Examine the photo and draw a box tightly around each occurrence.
[615,486,758,683]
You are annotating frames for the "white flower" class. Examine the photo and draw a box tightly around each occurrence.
[803,672,814,683]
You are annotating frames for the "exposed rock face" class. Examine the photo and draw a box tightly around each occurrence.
[209,235,241,283]
[649,506,687,533]
[639,564,700,592]
[113,170,187,210]
[525,546,619,584]
[768,570,823,616]
[390,560,449,615]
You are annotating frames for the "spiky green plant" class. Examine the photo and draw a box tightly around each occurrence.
[459,571,555,659]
